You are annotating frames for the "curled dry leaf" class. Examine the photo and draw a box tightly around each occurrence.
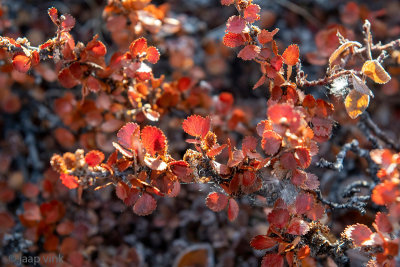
[362,60,391,84]
[351,73,373,97]
[328,41,362,67]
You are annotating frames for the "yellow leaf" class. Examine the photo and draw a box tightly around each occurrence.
[361,60,391,84]
[344,90,370,119]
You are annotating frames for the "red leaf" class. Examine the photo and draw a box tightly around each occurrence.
[60,173,79,189]
[85,150,105,167]
[238,45,260,60]
[297,245,311,259]
[375,212,393,233]
[226,16,246,34]
[86,76,102,93]
[303,173,320,190]
[244,4,260,23]
[141,126,167,156]
[256,120,273,136]
[282,44,299,66]
[169,161,192,183]
[117,122,140,149]
[292,170,307,186]
[12,54,31,73]
[346,224,373,246]
[287,218,310,235]
[270,56,283,71]
[133,193,157,216]
[223,32,245,48]
[294,148,311,169]
[221,0,234,5]
[206,192,228,212]
[306,203,325,221]
[130,37,148,57]
[61,14,75,31]
[182,115,211,139]
[58,67,80,88]
[258,28,279,45]
[124,187,140,206]
[372,181,399,205]
[23,202,42,221]
[280,152,297,170]
[262,130,282,155]
[115,182,130,201]
[268,208,289,228]
[48,7,58,25]
[295,193,314,214]
[242,171,256,187]
[228,198,239,221]
[261,254,284,267]
[206,144,227,158]
[177,77,191,92]
[250,235,277,250]
[242,136,258,158]
[253,75,267,90]
[146,46,160,64]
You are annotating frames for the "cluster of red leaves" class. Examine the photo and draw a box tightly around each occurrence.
[344,149,400,267]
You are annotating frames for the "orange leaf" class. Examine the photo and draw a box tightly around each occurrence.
[258,28,279,45]
[141,126,167,156]
[182,115,210,139]
[85,35,107,57]
[85,150,105,167]
[344,90,370,119]
[48,7,58,25]
[372,181,399,205]
[206,192,228,212]
[60,173,79,189]
[362,60,391,84]
[282,44,299,66]
[243,4,260,23]
[146,46,160,64]
[12,54,31,73]
[130,37,148,57]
